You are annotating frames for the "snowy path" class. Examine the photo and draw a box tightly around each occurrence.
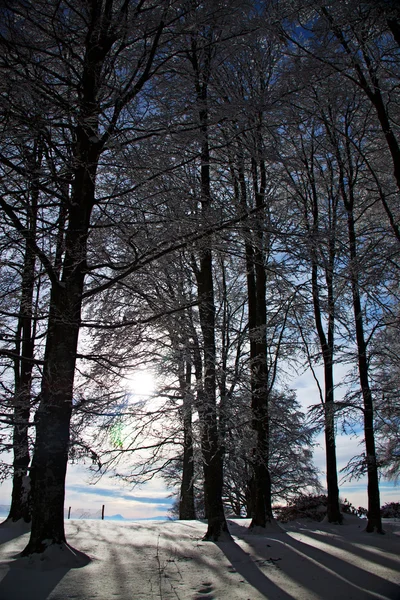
[0,517,399,599]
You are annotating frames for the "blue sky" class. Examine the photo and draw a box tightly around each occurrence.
[292,365,400,511]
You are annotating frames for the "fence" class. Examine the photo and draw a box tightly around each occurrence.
[65,505,105,520]
[0,505,106,520]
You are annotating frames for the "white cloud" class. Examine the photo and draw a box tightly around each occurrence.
[64,463,174,519]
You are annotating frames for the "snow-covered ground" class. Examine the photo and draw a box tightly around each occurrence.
[0,516,399,599]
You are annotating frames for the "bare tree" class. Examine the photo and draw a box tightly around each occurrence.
[281,0,400,239]
[324,98,384,533]
[0,0,177,555]
[278,108,344,523]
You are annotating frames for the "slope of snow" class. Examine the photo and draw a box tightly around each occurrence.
[0,516,399,599]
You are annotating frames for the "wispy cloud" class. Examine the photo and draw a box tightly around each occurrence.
[66,484,173,505]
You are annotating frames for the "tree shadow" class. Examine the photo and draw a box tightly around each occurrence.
[0,542,90,600]
[64,522,238,599]
[0,521,30,545]
[298,528,400,573]
[216,539,295,600]
[0,563,70,600]
[227,521,400,599]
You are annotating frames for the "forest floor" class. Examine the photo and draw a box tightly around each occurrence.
[0,515,399,599]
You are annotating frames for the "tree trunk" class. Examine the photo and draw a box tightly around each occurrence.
[323,374,342,524]
[22,206,91,554]
[243,152,274,529]
[345,207,383,533]
[3,0,167,554]
[336,136,383,533]
[179,361,196,520]
[195,247,229,540]
[189,317,209,519]
[22,90,99,554]
[7,145,41,524]
[249,259,273,528]
[8,246,36,524]
[305,136,342,524]
[245,475,255,518]
[311,254,342,522]
[189,34,230,541]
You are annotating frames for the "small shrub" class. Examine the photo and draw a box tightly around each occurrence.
[381,502,400,518]
[275,495,369,523]
[274,494,328,523]
[341,498,367,518]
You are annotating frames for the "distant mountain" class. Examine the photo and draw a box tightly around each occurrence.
[104,514,126,521]
[139,516,172,521]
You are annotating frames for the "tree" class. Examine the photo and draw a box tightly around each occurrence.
[276,5,397,529]
[6,143,40,524]
[186,22,231,539]
[223,386,320,517]
[278,105,344,523]
[219,29,291,528]
[0,113,51,523]
[372,315,400,480]
[0,0,177,555]
[323,97,384,533]
[281,0,400,240]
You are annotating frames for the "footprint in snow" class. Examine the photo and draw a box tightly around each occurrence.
[193,581,215,599]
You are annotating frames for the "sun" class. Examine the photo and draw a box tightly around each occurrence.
[126,369,155,398]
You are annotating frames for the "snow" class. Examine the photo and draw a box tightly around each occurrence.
[0,517,399,599]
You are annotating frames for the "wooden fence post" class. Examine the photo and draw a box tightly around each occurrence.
[101,505,105,520]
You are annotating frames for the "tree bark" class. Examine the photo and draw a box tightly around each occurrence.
[8,240,36,524]
[22,181,94,554]
[189,33,230,541]
[249,246,273,528]
[16,0,168,553]
[194,247,229,539]
[247,153,274,528]
[234,141,274,528]
[345,207,383,533]
[179,360,196,520]
[311,261,342,523]
[189,319,209,519]
[307,152,342,524]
